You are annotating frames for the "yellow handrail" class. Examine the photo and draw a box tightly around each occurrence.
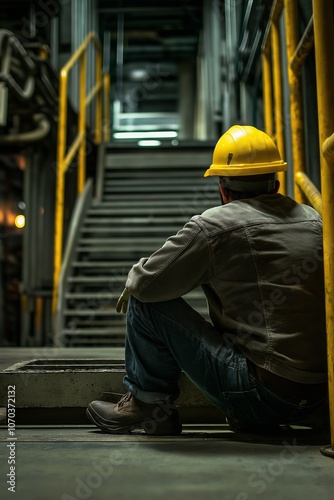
[294,172,322,216]
[261,0,286,195]
[52,31,109,315]
[284,0,306,204]
[263,0,334,454]
[312,0,334,454]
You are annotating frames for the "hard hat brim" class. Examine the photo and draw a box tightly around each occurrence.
[204,161,288,177]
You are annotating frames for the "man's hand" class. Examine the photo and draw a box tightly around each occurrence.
[116,288,131,314]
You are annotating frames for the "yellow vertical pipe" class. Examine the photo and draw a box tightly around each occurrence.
[78,51,87,194]
[284,0,306,204]
[271,21,286,194]
[103,72,111,142]
[52,70,68,314]
[95,49,102,144]
[262,49,273,137]
[312,0,334,452]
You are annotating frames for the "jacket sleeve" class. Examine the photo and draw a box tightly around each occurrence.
[125,218,212,302]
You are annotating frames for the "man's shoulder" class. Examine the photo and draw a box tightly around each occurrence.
[196,194,321,234]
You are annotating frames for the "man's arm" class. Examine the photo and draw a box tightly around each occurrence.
[125,218,212,302]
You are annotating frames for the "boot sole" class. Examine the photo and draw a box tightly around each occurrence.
[86,406,135,434]
[86,405,182,435]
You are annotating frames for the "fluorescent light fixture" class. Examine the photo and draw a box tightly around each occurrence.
[138,140,162,147]
[113,131,178,139]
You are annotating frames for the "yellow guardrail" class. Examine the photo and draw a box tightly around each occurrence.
[294,172,322,216]
[313,0,334,455]
[52,31,110,315]
[263,0,334,455]
[261,0,286,195]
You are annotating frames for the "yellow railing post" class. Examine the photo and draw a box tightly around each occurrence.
[95,49,102,144]
[78,51,87,194]
[284,0,306,204]
[312,0,334,454]
[52,69,68,315]
[52,32,108,316]
[103,72,111,142]
[262,45,273,137]
[271,1,286,194]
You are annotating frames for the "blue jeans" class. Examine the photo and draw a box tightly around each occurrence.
[124,296,324,428]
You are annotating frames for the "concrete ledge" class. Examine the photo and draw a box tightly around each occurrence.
[0,357,224,424]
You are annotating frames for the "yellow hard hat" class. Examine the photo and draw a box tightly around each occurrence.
[204,125,287,177]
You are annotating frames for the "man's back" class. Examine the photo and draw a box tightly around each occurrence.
[197,193,326,383]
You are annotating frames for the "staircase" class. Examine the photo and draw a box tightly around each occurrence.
[59,143,219,346]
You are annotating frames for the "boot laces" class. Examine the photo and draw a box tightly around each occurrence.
[116,392,133,409]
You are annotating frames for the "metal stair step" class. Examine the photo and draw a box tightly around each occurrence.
[65,292,119,299]
[78,237,166,245]
[72,261,134,268]
[80,226,179,234]
[104,171,196,179]
[101,193,217,201]
[83,217,186,224]
[103,186,210,193]
[103,179,207,188]
[77,247,156,254]
[87,208,202,217]
[66,320,126,327]
[68,276,127,283]
[62,328,125,336]
[91,198,217,207]
[64,309,120,316]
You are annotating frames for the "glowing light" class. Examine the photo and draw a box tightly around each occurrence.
[15,215,25,228]
[113,131,177,139]
[138,140,161,147]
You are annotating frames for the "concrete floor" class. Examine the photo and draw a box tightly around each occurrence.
[0,348,333,500]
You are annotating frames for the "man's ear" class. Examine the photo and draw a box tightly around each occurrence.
[219,183,232,204]
[272,180,280,194]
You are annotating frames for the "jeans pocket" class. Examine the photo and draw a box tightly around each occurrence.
[221,388,266,423]
[250,378,325,424]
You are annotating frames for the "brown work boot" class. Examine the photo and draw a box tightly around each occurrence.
[86,392,182,435]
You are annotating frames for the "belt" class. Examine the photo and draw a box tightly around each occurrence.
[247,359,328,404]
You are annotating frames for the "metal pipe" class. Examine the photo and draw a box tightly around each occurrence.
[116,13,124,106]
[262,51,273,137]
[63,131,84,172]
[272,0,283,23]
[322,132,334,161]
[294,172,322,216]
[0,114,50,143]
[271,20,286,194]
[78,51,87,194]
[262,0,283,55]
[61,32,101,74]
[103,72,111,142]
[290,15,314,75]
[52,70,68,316]
[312,0,334,454]
[95,47,102,144]
[85,81,102,106]
[284,0,306,204]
